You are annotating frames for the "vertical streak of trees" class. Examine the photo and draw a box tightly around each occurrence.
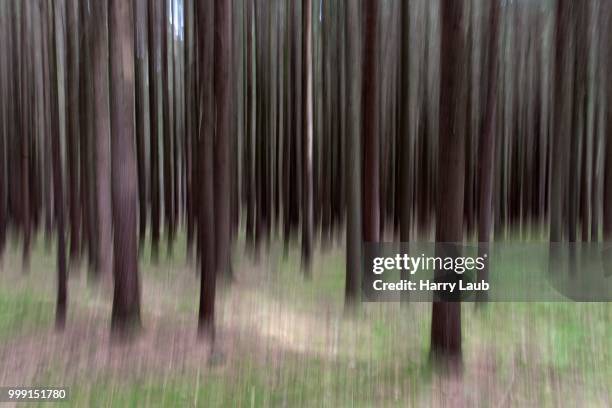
[477,0,501,303]
[93,0,113,280]
[430,0,465,366]
[148,0,162,261]
[65,0,80,262]
[214,0,233,281]
[109,0,141,337]
[49,0,67,329]
[362,0,379,244]
[344,0,362,308]
[301,0,313,274]
[196,0,216,341]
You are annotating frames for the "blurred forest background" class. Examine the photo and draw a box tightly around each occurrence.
[0,0,610,406]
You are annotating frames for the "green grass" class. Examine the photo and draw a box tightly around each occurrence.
[0,288,53,339]
[1,231,611,407]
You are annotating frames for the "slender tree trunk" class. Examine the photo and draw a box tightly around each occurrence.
[134,0,148,247]
[361,0,379,303]
[161,0,174,255]
[550,0,572,244]
[301,0,313,274]
[430,0,465,367]
[604,8,612,242]
[344,0,361,309]
[148,0,161,260]
[214,0,233,281]
[92,0,113,280]
[362,0,379,244]
[476,0,500,303]
[109,0,142,337]
[49,0,67,329]
[66,0,81,262]
[196,0,216,341]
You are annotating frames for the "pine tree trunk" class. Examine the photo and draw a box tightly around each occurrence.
[196,0,216,341]
[430,0,465,367]
[214,0,233,281]
[109,0,142,337]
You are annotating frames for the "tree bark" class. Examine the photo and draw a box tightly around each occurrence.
[196,0,216,341]
[148,0,161,260]
[430,0,465,367]
[48,0,67,329]
[344,0,361,308]
[109,0,142,337]
[301,0,313,274]
[214,0,233,281]
[476,0,500,303]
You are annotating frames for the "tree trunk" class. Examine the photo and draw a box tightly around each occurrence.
[430,0,465,367]
[66,0,81,262]
[109,0,142,337]
[344,0,361,308]
[148,0,161,260]
[92,0,113,280]
[134,0,148,247]
[301,0,313,274]
[48,0,67,329]
[214,0,233,281]
[196,0,216,341]
[476,0,500,303]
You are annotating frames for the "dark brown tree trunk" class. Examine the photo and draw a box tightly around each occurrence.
[134,0,148,247]
[48,0,67,329]
[244,0,255,249]
[362,0,379,244]
[184,0,195,258]
[79,0,95,273]
[92,0,113,280]
[214,0,233,281]
[196,0,216,341]
[161,0,174,255]
[109,0,142,337]
[66,0,81,262]
[344,0,361,308]
[604,7,612,242]
[476,0,500,303]
[550,0,572,244]
[148,0,161,260]
[430,0,464,367]
[399,0,411,243]
[301,0,313,274]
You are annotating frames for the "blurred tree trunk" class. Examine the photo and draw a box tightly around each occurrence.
[49,0,67,329]
[244,0,255,249]
[362,0,379,244]
[66,0,80,262]
[184,0,194,258]
[148,0,161,260]
[344,0,361,309]
[430,0,464,367]
[109,0,142,337]
[215,0,233,281]
[196,0,216,341]
[301,0,313,274]
[604,8,612,241]
[93,0,113,280]
[0,3,6,260]
[134,0,148,247]
[399,0,411,243]
[79,0,96,273]
[550,0,572,244]
[161,0,174,254]
[477,0,500,303]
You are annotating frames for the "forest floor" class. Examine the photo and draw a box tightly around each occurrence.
[0,231,610,407]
